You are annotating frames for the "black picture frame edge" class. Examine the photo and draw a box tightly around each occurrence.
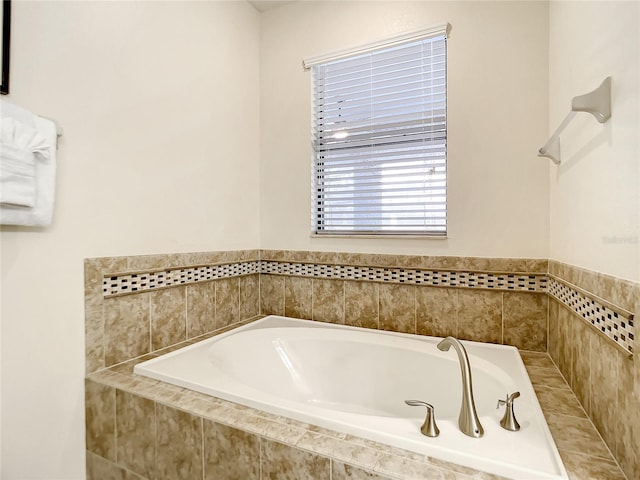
[1,0,11,95]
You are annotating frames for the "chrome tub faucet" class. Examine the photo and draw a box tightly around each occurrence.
[437,337,484,438]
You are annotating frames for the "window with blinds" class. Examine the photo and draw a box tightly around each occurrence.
[309,29,447,236]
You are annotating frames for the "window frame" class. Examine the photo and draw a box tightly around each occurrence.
[305,24,450,238]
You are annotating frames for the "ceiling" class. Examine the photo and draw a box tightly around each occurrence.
[248,1,296,13]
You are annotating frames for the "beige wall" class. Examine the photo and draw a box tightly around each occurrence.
[0,2,260,478]
[548,1,640,282]
[259,1,550,258]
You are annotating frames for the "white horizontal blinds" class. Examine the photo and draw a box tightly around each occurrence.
[312,34,447,235]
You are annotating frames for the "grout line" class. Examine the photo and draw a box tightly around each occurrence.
[501,291,504,345]
[184,286,188,341]
[200,417,205,480]
[148,294,152,354]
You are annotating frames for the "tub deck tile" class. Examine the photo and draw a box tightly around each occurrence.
[559,450,626,480]
[87,338,629,480]
[296,431,381,471]
[545,414,612,460]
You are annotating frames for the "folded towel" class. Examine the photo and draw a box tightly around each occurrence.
[0,99,36,128]
[1,117,50,207]
[0,116,57,226]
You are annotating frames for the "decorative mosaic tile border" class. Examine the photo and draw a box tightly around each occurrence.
[103,260,548,297]
[102,261,261,296]
[548,278,634,355]
[259,261,548,291]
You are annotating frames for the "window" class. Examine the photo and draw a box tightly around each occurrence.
[306,25,448,236]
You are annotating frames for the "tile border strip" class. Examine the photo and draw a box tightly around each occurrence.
[102,261,261,296]
[260,260,548,291]
[548,277,634,355]
[102,260,548,297]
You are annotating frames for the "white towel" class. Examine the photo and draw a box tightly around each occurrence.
[0,99,36,128]
[0,116,57,226]
[1,117,50,207]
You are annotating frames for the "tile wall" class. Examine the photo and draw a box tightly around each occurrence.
[84,250,261,374]
[84,249,638,479]
[547,261,639,480]
[258,250,550,352]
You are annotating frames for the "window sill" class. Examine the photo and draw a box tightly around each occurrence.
[310,234,448,240]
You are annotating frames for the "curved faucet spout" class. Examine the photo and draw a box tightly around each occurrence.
[437,337,484,438]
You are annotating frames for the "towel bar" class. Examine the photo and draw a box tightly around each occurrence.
[538,77,611,165]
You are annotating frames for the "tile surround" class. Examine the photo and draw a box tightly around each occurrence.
[84,338,628,480]
[85,249,638,480]
[94,252,633,357]
[548,261,640,480]
[548,277,633,354]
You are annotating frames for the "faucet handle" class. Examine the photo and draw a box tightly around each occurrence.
[404,400,440,437]
[497,392,521,431]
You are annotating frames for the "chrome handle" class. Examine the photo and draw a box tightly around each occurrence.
[404,400,440,437]
[497,391,521,431]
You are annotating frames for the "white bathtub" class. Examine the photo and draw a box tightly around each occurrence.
[134,316,568,480]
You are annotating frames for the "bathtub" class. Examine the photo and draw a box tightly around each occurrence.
[134,316,568,479]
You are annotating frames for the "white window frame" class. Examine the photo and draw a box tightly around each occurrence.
[305,24,450,237]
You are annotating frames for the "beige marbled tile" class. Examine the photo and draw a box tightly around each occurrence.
[86,451,145,480]
[215,277,240,328]
[548,299,560,365]
[85,257,128,311]
[109,353,158,376]
[257,417,309,445]
[556,306,574,386]
[332,461,392,480]
[124,254,175,271]
[426,456,507,480]
[549,260,639,313]
[259,250,547,273]
[546,414,612,459]
[457,290,502,344]
[533,385,587,418]
[155,404,203,480]
[373,452,484,480]
[115,390,156,478]
[86,308,105,374]
[589,332,621,455]
[104,293,150,366]
[313,278,344,324]
[85,379,116,461]
[519,351,556,370]
[186,281,215,338]
[260,274,285,315]
[559,450,626,480]
[527,366,570,390]
[416,287,457,338]
[570,319,593,413]
[239,274,260,320]
[296,432,380,471]
[203,421,260,480]
[150,287,186,351]
[285,276,313,320]
[617,353,640,480]
[177,249,260,267]
[261,438,330,479]
[214,409,277,437]
[344,281,378,329]
[502,292,547,351]
[379,284,415,334]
